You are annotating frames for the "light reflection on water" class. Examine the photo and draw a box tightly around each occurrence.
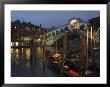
[11,47,43,66]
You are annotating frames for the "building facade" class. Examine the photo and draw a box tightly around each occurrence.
[11,20,46,47]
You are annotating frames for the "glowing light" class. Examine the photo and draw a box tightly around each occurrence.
[37,39,41,42]
[91,27,93,39]
[53,61,58,63]
[24,37,30,41]
[85,70,92,75]
[26,48,30,59]
[52,53,61,59]
[15,49,19,59]
[69,19,78,29]
[70,20,77,25]
[16,42,18,46]
[64,66,68,69]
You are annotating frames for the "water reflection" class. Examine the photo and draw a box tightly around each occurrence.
[11,47,61,77]
[11,47,43,66]
[36,47,43,57]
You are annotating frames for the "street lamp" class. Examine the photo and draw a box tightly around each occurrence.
[85,27,92,75]
[90,27,94,64]
[85,27,89,75]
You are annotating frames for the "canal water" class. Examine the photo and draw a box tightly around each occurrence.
[11,46,99,77]
[11,47,61,77]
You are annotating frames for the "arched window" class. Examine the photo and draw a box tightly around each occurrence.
[80,24,85,30]
[60,29,64,33]
[52,32,55,36]
[48,34,51,37]
[56,30,59,35]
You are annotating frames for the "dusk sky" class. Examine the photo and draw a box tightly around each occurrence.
[11,11,100,28]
